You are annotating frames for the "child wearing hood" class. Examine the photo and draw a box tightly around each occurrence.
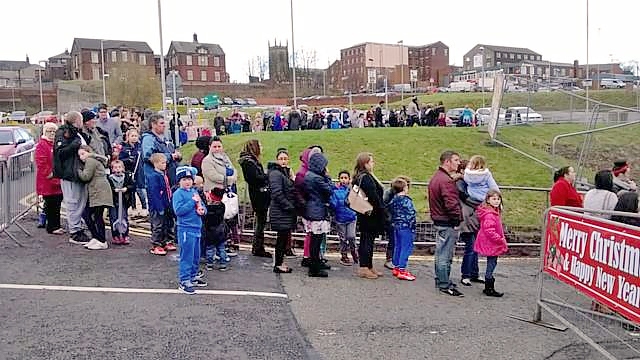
[295,146,324,267]
[119,128,148,217]
[77,145,112,251]
[107,160,135,245]
[464,155,499,204]
[474,190,508,297]
[303,152,333,277]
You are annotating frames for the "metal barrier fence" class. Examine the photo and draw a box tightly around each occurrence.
[238,181,551,255]
[0,148,37,246]
[511,206,640,359]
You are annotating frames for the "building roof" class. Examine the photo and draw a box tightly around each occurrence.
[525,60,574,67]
[481,44,541,56]
[410,41,448,49]
[49,51,71,60]
[169,41,225,56]
[72,38,153,52]
[0,60,31,71]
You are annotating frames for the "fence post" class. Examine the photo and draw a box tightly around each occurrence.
[0,158,23,246]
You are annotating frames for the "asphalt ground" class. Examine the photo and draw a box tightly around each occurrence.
[2,215,639,359]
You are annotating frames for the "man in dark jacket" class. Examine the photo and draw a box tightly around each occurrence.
[53,111,90,244]
[288,109,301,131]
[428,150,463,296]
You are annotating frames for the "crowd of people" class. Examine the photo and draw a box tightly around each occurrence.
[34,104,637,295]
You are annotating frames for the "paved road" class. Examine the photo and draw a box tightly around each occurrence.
[1,214,639,359]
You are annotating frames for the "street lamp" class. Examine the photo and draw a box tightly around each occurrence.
[398,40,404,103]
[101,40,106,105]
[38,60,47,113]
[289,0,297,108]
[103,74,109,104]
[157,0,167,112]
[479,46,485,108]
[9,86,15,112]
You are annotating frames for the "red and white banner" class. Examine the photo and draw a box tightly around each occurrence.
[544,209,640,324]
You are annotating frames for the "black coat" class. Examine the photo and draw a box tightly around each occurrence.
[356,172,385,235]
[303,153,333,221]
[268,162,297,231]
[238,152,270,211]
[289,111,301,130]
[53,124,83,182]
[205,202,227,246]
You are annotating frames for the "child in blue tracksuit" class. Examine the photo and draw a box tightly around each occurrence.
[330,170,358,265]
[173,166,207,294]
[388,176,417,281]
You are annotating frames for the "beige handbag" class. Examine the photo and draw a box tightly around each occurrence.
[346,175,373,215]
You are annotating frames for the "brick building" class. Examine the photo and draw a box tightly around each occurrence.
[268,40,291,83]
[462,44,542,71]
[407,41,450,86]
[45,50,72,82]
[0,56,43,88]
[166,33,228,91]
[70,38,155,81]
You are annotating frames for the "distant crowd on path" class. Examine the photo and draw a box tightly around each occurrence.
[34,103,637,295]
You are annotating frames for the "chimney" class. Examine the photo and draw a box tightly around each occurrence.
[193,33,198,43]
[26,54,30,64]
[64,49,69,55]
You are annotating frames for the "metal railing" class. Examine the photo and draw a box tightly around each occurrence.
[0,148,37,246]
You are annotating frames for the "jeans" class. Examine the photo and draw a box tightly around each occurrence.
[460,232,479,279]
[150,209,174,246]
[109,200,129,237]
[486,256,498,280]
[392,226,415,270]
[434,225,459,289]
[336,221,356,254]
[385,223,395,261]
[206,242,228,266]
[131,187,148,210]
[43,194,63,233]
[87,206,108,243]
[274,230,289,267]
[61,180,87,234]
[253,208,267,253]
[178,228,201,285]
[358,231,375,268]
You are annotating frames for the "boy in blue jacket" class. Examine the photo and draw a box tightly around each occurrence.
[173,166,207,295]
[330,170,358,265]
[146,153,176,256]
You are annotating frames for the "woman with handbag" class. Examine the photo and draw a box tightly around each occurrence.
[353,152,385,279]
[238,139,272,258]
[202,136,240,254]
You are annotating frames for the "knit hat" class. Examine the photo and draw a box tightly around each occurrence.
[276,147,288,158]
[81,110,96,123]
[176,166,197,181]
[613,160,629,177]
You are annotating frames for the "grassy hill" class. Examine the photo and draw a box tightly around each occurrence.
[179,123,639,226]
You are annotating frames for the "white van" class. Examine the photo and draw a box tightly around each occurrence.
[600,79,625,89]
[448,81,475,92]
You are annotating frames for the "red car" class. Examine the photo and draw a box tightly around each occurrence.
[0,126,35,179]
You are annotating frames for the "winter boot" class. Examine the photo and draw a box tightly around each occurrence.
[351,249,359,264]
[483,278,504,297]
[308,259,328,278]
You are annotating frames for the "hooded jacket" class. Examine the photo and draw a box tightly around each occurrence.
[474,204,508,257]
[53,123,83,182]
[35,136,62,196]
[330,183,357,224]
[268,162,297,230]
[294,146,323,216]
[303,153,333,221]
[463,168,499,202]
[119,141,145,188]
[141,130,178,186]
[172,187,206,232]
[78,153,113,208]
[238,151,270,211]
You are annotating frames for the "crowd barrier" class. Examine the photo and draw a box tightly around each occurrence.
[0,148,37,246]
[511,206,640,359]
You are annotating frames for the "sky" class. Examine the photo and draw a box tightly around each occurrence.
[2,0,638,82]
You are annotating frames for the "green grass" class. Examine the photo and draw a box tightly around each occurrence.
[180,124,621,226]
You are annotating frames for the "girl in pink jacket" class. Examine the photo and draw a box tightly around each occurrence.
[474,189,508,297]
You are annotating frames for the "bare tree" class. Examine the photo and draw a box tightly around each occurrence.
[257,56,268,81]
[106,63,160,107]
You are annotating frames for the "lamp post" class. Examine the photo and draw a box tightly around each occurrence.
[10,86,15,112]
[398,40,404,103]
[479,46,485,108]
[103,74,109,104]
[157,0,167,112]
[101,40,106,105]
[289,0,297,108]
[171,70,179,148]
[38,60,46,112]
[585,0,590,123]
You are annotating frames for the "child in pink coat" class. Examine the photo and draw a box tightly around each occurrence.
[474,189,508,297]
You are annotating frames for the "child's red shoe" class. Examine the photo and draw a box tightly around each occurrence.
[121,236,131,245]
[392,268,400,277]
[150,246,167,256]
[164,243,177,251]
[397,270,416,281]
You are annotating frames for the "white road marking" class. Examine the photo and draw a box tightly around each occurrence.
[0,283,288,298]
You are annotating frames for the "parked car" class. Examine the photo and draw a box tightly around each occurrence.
[0,112,7,123]
[476,107,506,126]
[245,98,258,106]
[222,97,234,106]
[503,107,543,124]
[30,111,58,124]
[445,108,465,125]
[8,111,27,123]
[233,98,246,106]
[0,126,35,180]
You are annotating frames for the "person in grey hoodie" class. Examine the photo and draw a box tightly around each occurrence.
[583,170,618,219]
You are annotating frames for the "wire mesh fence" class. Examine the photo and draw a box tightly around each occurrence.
[0,148,37,245]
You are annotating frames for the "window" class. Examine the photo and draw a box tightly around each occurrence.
[431,48,436,56]
[92,67,100,80]
[139,54,146,65]
[74,55,79,69]
[214,71,221,82]
[444,49,448,56]
[496,52,501,59]
[516,54,522,60]
[122,51,128,62]
[537,67,542,75]
[111,51,117,62]
[186,55,192,66]
[213,56,220,67]
[537,56,542,61]
[509,53,515,59]
[187,70,193,80]
[201,70,207,81]
[91,51,99,64]
[198,55,208,66]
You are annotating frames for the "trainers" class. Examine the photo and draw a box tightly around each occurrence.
[179,283,195,295]
[192,278,208,287]
[301,258,311,267]
[68,232,89,245]
[339,257,352,266]
[439,287,464,297]
[83,238,99,248]
[384,261,394,270]
[150,246,167,256]
[206,264,215,271]
[195,270,205,280]
[392,268,400,277]
[111,236,123,245]
[218,264,228,272]
[164,242,177,251]
[121,236,131,245]
[86,239,108,250]
[397,270,416,281]
[226,249,238,257]
[460,278,473,286]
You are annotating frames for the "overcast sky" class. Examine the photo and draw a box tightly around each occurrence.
[1,0,637,82]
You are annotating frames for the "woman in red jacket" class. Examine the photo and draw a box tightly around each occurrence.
[35,122,64,234]
[550,166,583,207]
